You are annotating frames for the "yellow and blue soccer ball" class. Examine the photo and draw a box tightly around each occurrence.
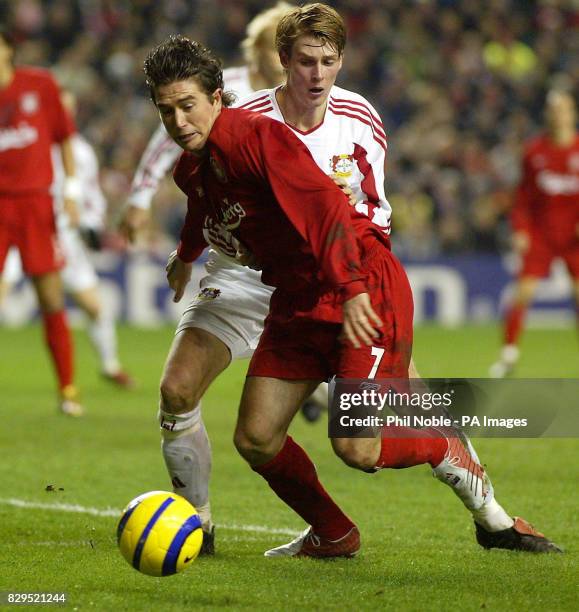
[117,491,203,576]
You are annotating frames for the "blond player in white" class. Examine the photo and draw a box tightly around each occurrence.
[1,92,133,391]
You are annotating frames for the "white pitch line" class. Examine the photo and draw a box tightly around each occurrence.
[0,497,300,536]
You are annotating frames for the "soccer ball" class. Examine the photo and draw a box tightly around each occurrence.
[117,491,203,576]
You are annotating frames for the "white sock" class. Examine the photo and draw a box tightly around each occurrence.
[501,344,520,365]
[160,405,213,530]
[472,497,514,531]
[88,313,120,374]
[309,381,329,408]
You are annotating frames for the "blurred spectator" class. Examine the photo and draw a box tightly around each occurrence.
[1,0,576,255]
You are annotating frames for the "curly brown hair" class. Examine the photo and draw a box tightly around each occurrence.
[144,35,235,106]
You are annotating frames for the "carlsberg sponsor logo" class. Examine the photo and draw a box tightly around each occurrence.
[221,199,246,230]
[0,122,38,152]
[537,170,579,195]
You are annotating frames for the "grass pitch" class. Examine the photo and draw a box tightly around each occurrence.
[0,324,576,610]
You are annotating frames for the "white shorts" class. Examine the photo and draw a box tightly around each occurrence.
[59,227,99,293]
[2,248,24,284]
[176,262,273,360]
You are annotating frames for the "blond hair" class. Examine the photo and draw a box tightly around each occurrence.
[241,2,293,67]
[276,3,346,59]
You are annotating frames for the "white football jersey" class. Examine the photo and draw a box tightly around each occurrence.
[238,85,391,232]
[52,134,107,229]
[127,66,254,210]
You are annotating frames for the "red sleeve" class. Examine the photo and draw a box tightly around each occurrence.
[43,74,76,143]
[510,147,533,234]
[172,154,208,263]
[176,197,207,262]
[255,120,366,299]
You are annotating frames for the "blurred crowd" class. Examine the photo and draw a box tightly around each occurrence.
[2,0,577,258]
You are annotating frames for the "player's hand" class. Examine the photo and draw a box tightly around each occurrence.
[330,174,357,206]
[512,231,530,254]
[63,197,80,228]
[235,243,262,271]
[342,292,383,348]
[119,206,150,243]
[166,250,192,303]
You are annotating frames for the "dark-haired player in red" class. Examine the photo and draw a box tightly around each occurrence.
[145,32,560,558]
[0,28,83,415]
[491,90,579,377]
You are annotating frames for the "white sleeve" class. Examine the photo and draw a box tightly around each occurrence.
[126,123,182,210]
[352,103,391,234]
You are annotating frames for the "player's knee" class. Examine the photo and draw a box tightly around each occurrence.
[233,425,280,466]
[332,439,377,471]
[159,372,199,414]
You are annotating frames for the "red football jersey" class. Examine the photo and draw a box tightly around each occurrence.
[511,134,579,250]
[0,67,75,194]
[175,108,391,323]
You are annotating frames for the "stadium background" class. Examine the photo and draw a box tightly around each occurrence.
[1,3,577,609]
[1,0,577,327]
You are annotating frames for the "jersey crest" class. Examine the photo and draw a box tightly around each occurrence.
[197,287,221,300]
[20,92,39,115]
[209,155,228,183]
[330,153,354,178]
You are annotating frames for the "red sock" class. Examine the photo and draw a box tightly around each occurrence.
[252,436,354,540]
[377,427,447,469]
[504,304,526,345]
[42,310,74,390]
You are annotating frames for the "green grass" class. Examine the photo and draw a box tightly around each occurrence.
[0,324,576,610]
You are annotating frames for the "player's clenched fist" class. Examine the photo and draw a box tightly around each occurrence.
[118,205,150,243]
[166,250,192,303]
[330,173,356,206]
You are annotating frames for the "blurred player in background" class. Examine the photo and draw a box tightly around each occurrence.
[120,2,291,555]
[0,27,83,416]
[1,90,134,389]
[491,90,579,377]
[146,8,560,559]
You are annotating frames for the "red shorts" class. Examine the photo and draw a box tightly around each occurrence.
[521,233,579,279]
[0,193,64,276]
[248,246,414,380]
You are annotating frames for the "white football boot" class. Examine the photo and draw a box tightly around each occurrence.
[489,344,520,378]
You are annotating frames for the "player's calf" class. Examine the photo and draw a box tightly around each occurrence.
[331,438,380,471]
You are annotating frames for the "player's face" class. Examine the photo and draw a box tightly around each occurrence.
[0,36,14,70]
[155,78,222,154]
[257,45,285,88]
[282,36,342,109]
[546,93,577,134]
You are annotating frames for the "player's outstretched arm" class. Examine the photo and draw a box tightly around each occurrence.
[60,137,81,228]
[118,206,151,243]
[166,250,192,303]
[342,293,383,349]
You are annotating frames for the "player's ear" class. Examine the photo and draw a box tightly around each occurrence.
[212,89,222,105]
[279,51,290,70]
